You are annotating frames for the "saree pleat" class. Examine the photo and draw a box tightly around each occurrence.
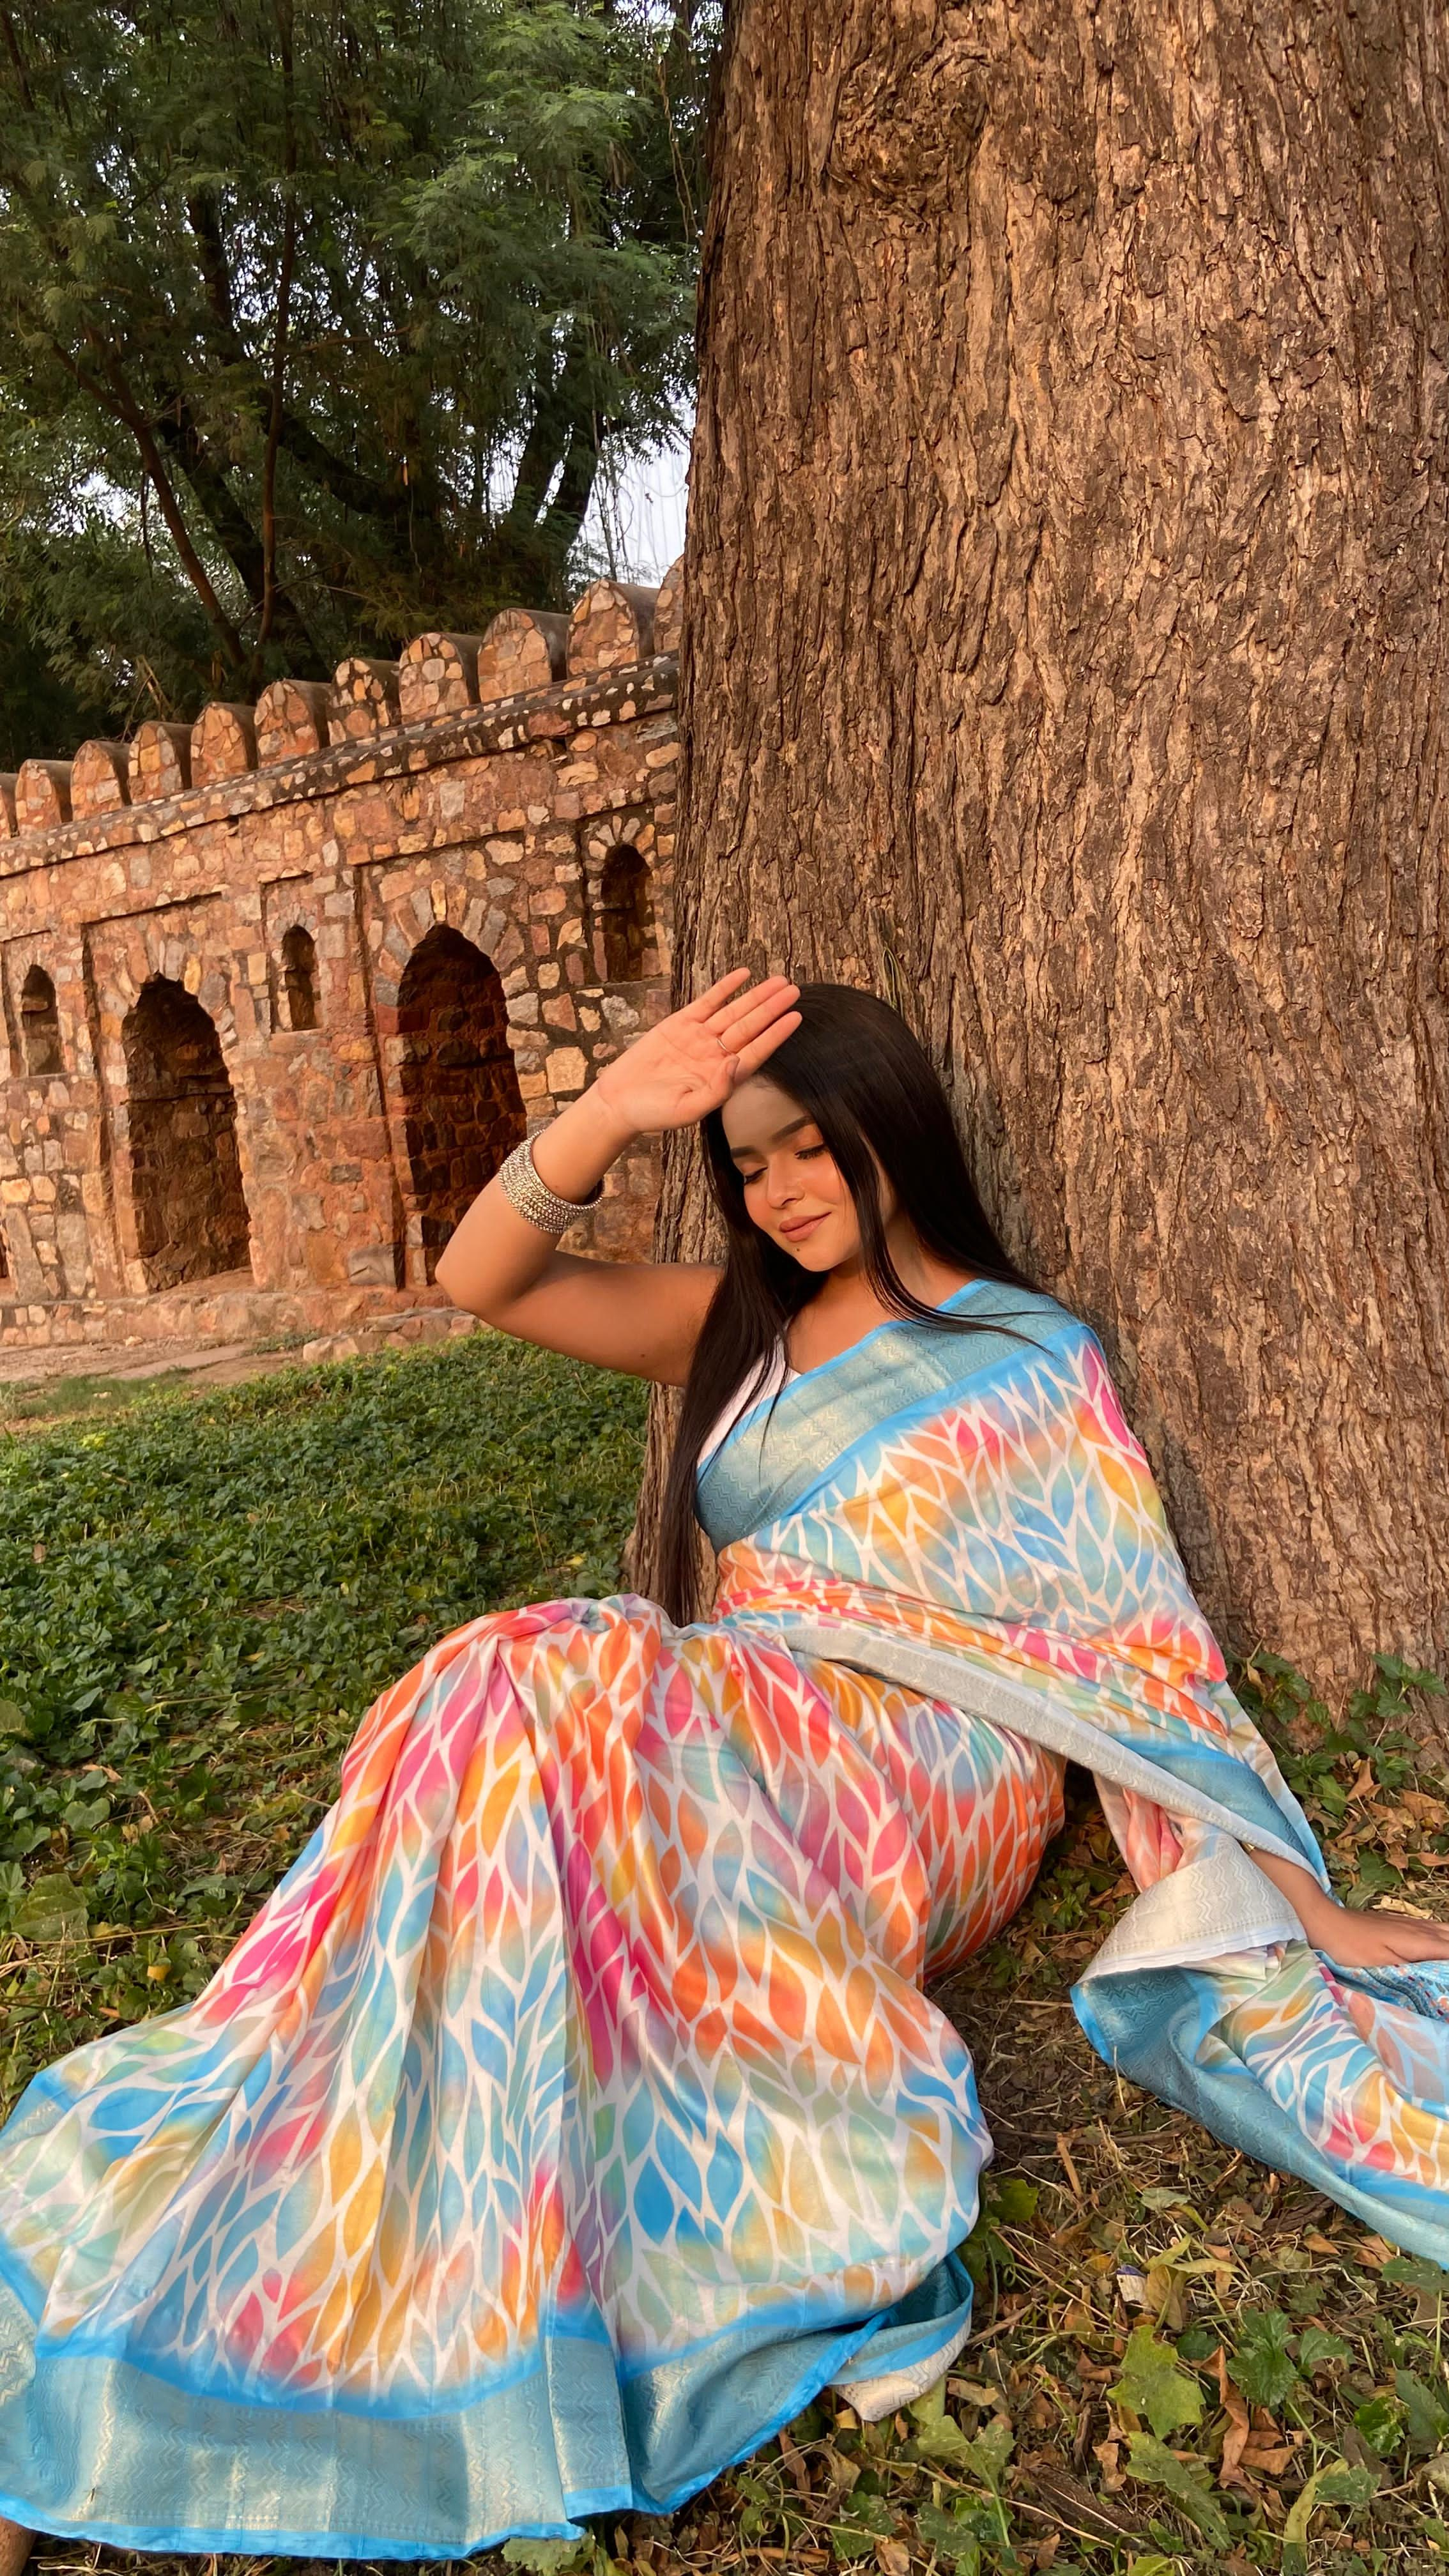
[1,1278,1446,2552]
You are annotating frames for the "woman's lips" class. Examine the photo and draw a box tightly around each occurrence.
[779,1213,825,1241]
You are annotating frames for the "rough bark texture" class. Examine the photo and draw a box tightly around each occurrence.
[640,0,1449,1698]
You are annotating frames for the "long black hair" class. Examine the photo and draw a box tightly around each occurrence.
[656,983,1036,1621]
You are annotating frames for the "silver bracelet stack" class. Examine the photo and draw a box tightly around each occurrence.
[499,1135,604,1234]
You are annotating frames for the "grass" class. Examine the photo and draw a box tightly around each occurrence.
[1,1337,1446,2575]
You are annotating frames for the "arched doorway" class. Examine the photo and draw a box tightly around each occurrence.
[122,977,251,1292]
[397,927,526,1278]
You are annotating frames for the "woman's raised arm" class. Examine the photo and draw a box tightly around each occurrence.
[433,970,801,1385]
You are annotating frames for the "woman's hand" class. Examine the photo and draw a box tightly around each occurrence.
[434,967,801,1384]
[591,969,801,1138]
[1310,1901,1449,1975]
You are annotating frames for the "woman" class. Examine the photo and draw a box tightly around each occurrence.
[0,972,1446,2565]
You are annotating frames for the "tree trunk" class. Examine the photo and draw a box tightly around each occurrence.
[638,0,1449,1701]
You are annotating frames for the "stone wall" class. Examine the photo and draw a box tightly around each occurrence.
[0,567,682,1351]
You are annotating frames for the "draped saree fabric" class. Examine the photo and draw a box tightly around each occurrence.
[1,1280,1447,2555]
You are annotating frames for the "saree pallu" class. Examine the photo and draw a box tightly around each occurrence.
[1,1283,1447,2556]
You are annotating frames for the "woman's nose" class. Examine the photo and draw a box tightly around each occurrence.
[765,1158,799,1208]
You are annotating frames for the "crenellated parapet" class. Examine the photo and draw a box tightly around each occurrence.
[0,567,683,848]
[0,560,684,1351]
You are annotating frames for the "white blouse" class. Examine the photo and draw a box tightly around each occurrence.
[698,1347,799,1467]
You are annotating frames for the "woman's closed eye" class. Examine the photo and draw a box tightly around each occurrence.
[738,1147,826,1184]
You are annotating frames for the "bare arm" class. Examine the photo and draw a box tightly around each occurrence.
[434,971,801,1386]
[1251,1845,1449,1970]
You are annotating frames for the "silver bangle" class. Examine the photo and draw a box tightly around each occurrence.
[499,1135,603,1234]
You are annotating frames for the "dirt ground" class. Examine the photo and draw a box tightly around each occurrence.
[0,1303,482,1425]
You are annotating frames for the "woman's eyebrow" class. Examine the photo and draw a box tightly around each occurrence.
[729,1114,812,1163]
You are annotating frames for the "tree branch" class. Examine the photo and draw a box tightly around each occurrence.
[505,339,595,532]
[548,418,601,548]
[185,189,237,335]
[257,0,298,664]
[105,385,247,668]
[183,186,431,540]
[38,328,247,668]
[0,10,34,113]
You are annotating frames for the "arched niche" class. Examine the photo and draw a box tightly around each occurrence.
[122,977,252,1292]
[20,964,63,1076]
[397,926,526,1281]
[597,843,650,982]
[279,924,319,1032]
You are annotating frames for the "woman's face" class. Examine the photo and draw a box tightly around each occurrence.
[721,1077,887,1273]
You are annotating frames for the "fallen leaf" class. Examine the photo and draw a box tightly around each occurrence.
[947,2376,1001,2409]
[1093,2435,1124,2492]
[1240,2441,1295,2474]
[818,2443,859,2503]
[777,2425,813,2498]
[1220,2380,1251,2489]
[1144,2262,1184,2331]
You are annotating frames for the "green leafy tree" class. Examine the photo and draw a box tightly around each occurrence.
[0,0,712,731]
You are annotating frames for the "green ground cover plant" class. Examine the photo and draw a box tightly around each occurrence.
[1,1337,1446,2575]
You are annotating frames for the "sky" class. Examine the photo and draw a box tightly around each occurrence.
[578,427,691,585]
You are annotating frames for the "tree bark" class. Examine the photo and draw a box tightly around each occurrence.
[640,0,1449,1701]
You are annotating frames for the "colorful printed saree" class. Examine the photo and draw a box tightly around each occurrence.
[1,1280,1447,2557]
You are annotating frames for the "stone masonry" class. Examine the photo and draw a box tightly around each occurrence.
[0,562,684,1351]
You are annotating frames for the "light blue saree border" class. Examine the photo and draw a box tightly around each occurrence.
[698,1281,1065,1549]
[0,2256,975,2553]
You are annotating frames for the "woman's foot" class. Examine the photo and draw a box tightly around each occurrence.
[0,2516,33,2576]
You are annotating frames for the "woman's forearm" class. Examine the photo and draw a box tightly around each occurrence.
[530,1086,642,1202]
[1248,1846,1337,1936]
[434,1088,640,1319]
